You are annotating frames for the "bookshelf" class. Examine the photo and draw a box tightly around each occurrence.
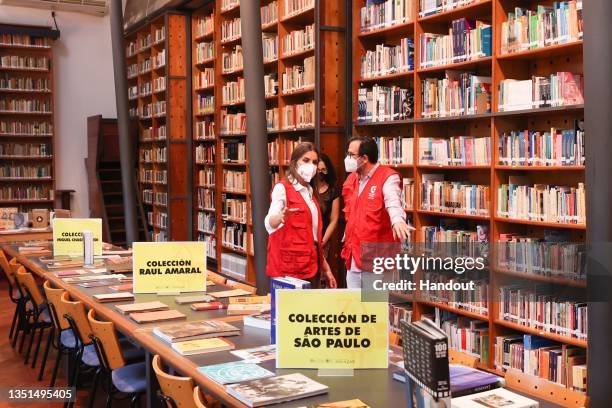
[191,0,346,285]
[352,0,586,405]
[0,27,55,210]
[125,12,191,242]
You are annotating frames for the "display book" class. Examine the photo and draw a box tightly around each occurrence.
[270,276,311,343]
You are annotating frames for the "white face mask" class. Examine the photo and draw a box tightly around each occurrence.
[297,162,317,182]
[344,155,358,173]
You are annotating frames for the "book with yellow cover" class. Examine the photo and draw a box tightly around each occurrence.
[171,337,235,356]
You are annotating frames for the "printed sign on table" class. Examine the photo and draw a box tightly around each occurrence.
[52,218,102,256]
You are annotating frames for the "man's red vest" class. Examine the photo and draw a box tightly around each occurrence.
[341,165,399,270]
[266,179,323,279]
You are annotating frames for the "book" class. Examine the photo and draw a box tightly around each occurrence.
[227,303,272,316]
[175,294,215,304]
[210,288,252,298]
[129,309,186,324]
[230,345,276,362]
[153,320,241,343]
[198,361,275,385]
[109,283,133,292]
[190,301,225,311]
[243,312,272,330]
[55,269,86,277]
[451,387,538,408]
[93,292,135,303]
[228,295,270,305]
[270,277,311,343]
[316,400,370,408]
[171,337,235,356]
[449,364,504,398]
[225,373,328,407]
[115,301,169,315]
[78,280,119,288]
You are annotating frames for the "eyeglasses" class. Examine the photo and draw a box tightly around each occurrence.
[346,152,360,159]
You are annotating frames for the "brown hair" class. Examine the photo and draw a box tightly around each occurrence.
[286,141,320,189]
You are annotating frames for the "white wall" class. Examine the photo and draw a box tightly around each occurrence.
[0,6,117,217]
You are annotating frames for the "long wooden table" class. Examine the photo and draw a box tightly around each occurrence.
[3,244,406,407]
[0,229,52,243]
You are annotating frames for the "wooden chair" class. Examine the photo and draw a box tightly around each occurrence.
[15,269,52,367]
[41,281,70,385]
[87,309,146,408]
[207,271,226,285]
[193,387,208,408]
[152,354,206,408]
[225,279,257,294]
[0,249,24,341]
[8,260,28,349]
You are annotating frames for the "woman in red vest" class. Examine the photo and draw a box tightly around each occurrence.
[265,142,337,288]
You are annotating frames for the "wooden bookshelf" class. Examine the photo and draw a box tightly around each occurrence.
[352,0,586,404]
[125,12,191,242]
[0,26,55,212]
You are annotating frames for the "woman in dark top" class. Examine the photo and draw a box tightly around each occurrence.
[316,153,340,259]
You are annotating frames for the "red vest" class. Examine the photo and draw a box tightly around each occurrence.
[341,165,400,270]
[266,179,323,279]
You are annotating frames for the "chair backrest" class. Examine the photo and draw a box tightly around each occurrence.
[15,269,45,307]
[225,279,256,294]
[87,309,125,370]
[0,249,15,285]
[207,271,226,285]
[152,355,198,408]
[43,281,69,330]
[60,292,93,345]
[193,387,208,408]
[8,257,21,276]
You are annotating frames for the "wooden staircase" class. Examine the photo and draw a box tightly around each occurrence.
[86,115,148,246]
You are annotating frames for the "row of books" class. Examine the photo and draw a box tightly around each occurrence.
[267,138,304,165]
[498,72,584,112]
[357,86,414,122]
[376,136,413,165]
[195,68,214,90]
[498,125,585,167]
[221,17,241,43]
[494,334,586,392]
[419,136,491,166]
[0,143,51,157]
[501,1,583,55]
[142,125,166,141]
[221,252,248,279]
[223,169,247,192]
[0,98,51,114]
[262,33,278,62]
[499,286,588,340]
[389,303,413,334]
[222,140,246,163]
[142,189,167,206]
[0,76,50,92]
[283,0,314,17]
[153,50,166,70]
[281,24,314,56]
[0,186,53,201]
[197,168,215,187]
[0,34,51,48]
[264,73,278,97]
[282,101,315,129]
[196,94,215,115]
[419,0,479,18]
[221,0,239,12]
[138,57,152,75]
[222,197,248,223]
[435,309,489,362]
[197,187,215,210]
[222,222,247,252]
[402,177,414,209]
[266,107,279,131]
[195,14,214,39]
[422,71,491,118]
[195,145,215,164]
[497,178,586,225]
[422,271,489,316]
[0,56,48,70]
[0,121,52,135]
[0,164,51,179]
[198,212,216,234]
[261,1,278,27]
[139,146,167,164]
[152,230,167,242]
[419,20,491,68]
[195,120,215,140]
[127,63,138,78]
[147,211,168,229]
[421,222,488,246]
[420,174,490,216]
[220,111,246,135]
[139,169,167,185]
[222,46,243,73]
[195,41,214,64]
[138,101,166,119]
[198,234,217,259]
[498,232,585,282]
[222,78,245,105]
[360,38,414,79]
[360,0,414,33]
[281,57,315,93]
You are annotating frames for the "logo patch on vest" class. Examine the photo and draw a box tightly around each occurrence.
[367,185,377,200]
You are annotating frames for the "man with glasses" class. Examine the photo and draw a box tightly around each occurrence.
[341,135,413,288]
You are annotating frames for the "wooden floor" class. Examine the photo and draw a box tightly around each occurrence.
[0,280,132,408]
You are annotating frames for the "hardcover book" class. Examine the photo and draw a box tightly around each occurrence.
[129,309,186,324]
[210,288,252,298]
[175,293,215,304]
[93,292,135,303]
[270,277,310,343]
[230,344,276,362]
[225,373,328,407]
[153,320,240,343]
[451,387,539,408]
[227,303,271,315]
[171,337,235,356]
[243,312,272,330]
[190,301,225,311]
[197,360,275,385]
[115,301,169,315]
